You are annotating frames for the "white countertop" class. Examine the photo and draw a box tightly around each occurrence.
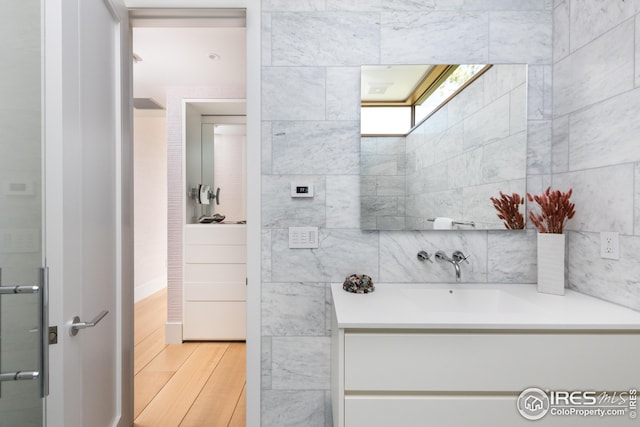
[331,282,640,330]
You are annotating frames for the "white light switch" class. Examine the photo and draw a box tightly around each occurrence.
[288,226,319,249]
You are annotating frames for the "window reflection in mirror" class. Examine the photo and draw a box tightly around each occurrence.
[360,64,528,231]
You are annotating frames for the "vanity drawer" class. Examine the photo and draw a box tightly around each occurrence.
[185,244,246,263]
[183,301,246,340]
[184,282,246,301]
[184,263,246,282]
[185,225,246,245]
[344,332,640,391]
[345,396,519,427]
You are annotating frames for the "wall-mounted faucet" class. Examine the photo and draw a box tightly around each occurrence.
[435,250,469,282]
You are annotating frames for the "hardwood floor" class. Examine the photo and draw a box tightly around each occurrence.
[134,289,246,427]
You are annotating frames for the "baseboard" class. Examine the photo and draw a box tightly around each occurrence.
[134,275,167,303]
[165,321,183,344]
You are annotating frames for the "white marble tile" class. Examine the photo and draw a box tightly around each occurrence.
[569,0,639,52]
[569,88,640,170]
[568,231,640,312]
[261,121,272,174]
[262,12,272,66]
[262,336,272,389]
[379,231,488,283]
[637,14,640,88]
[487,230,537,282]
[383,0,436,11]
[262,67,326,120]
[483,131,527,183]
[271,229,379,282]
[526,120,552,175]
[462,179,526,229]
[380,12,489,64]
[449,149,483,188]
[262,175,326,228]
[483,64,527,108]
[326,0,383,11]
[463,95,510,150]
[552,165,634,235]
[272,121,360,174]
[552,0,569,63]
[361,154,397,176]
[326,67,361,121]
[262,0,327,11]
[510,83,527,134]
[271,337,331,389]
[488,11,552,64]
[271,12,380,66]
[636,163,640,237]
[262,229,273,282]
[553,19,634,117]
[526,65,545,120]
[262,282,327,336]
[462,0,551,10]
[551,115,569,174]
[262,390,325,427]
[326,175,361,228]
[324,283,334,335]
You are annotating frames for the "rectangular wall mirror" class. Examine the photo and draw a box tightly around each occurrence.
[360,64,528,231]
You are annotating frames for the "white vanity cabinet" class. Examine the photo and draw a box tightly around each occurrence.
[331,283,640,427]
[183,224,246,340]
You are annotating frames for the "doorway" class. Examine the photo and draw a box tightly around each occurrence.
[130,8,249,426]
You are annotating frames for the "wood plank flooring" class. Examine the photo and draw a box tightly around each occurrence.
[134,289,246,427]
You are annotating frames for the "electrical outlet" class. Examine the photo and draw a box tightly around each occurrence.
[600,231,619,260]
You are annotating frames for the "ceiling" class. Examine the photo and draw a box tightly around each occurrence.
[361,65,433,103]
[132,22,246,114]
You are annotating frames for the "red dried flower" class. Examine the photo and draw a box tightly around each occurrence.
[526,187,576,234]
[490,192,525,230]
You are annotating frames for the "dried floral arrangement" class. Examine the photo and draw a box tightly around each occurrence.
[490,192,525,230]
[526,187,576,234]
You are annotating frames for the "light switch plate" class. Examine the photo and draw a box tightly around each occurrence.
[288,226,318,249]
[600,231,619,260]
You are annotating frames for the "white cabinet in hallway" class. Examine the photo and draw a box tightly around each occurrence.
[183,224,246,340]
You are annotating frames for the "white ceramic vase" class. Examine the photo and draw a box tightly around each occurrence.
[536,233,566,295]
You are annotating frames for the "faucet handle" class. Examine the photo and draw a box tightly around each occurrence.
[452,250,470,264]
[417,250,433,263]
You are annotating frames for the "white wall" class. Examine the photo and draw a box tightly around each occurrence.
[133,114,168,301]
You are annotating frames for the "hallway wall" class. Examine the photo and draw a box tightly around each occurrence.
[134,114,168,301]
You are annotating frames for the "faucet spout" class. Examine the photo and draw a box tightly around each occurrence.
[435,250,464,282]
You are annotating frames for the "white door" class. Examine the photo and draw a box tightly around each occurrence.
[44,0,133,426]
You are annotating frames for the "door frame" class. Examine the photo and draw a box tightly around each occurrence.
[126,1,260,427]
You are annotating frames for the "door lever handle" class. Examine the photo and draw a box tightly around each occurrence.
[69,310,109,336]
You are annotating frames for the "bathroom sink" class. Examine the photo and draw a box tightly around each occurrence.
[401,288,534,313]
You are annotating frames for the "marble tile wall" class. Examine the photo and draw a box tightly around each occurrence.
[261,1,553,425]
[552,0,640,311]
